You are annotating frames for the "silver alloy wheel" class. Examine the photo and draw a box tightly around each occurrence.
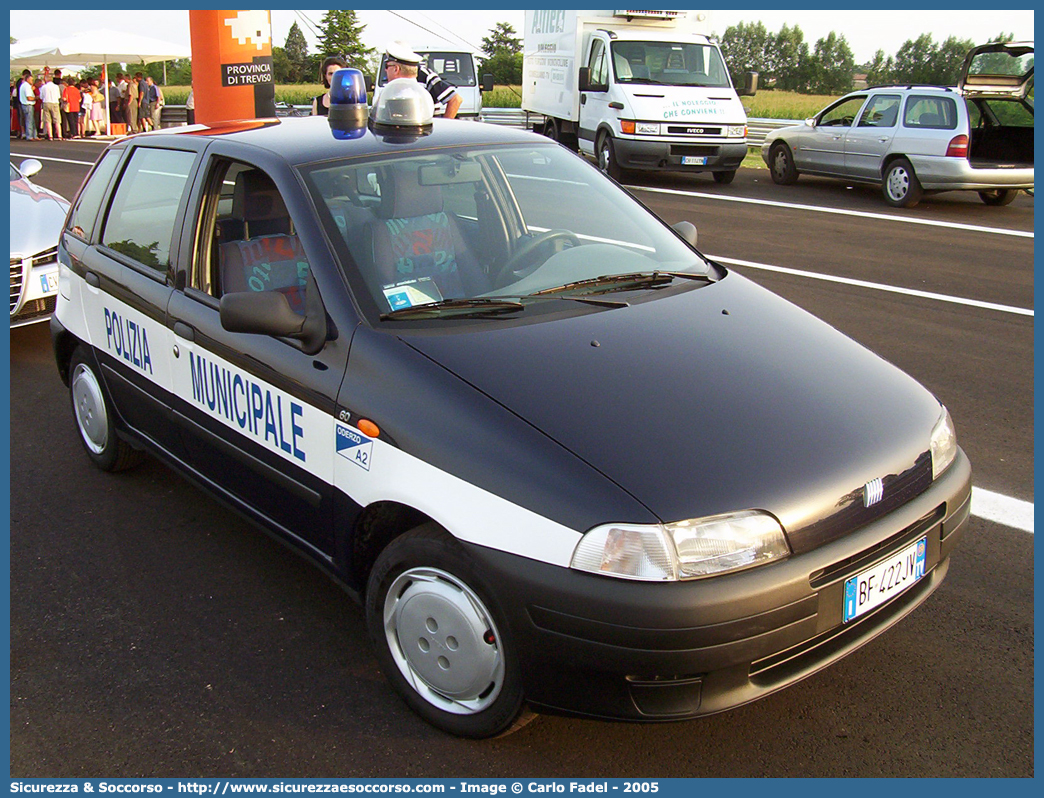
[886,164,911,202]
[383,567,505,715]
[773,148,788,181]
[71,362,108,455]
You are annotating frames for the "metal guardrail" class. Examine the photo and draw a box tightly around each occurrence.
[160,104,798,146]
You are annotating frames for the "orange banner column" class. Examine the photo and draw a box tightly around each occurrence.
[189,9,276,125]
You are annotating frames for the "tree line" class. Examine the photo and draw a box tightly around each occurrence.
[720,22,1019,94]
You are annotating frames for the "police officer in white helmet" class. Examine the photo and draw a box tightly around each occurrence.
[383,41,463,119]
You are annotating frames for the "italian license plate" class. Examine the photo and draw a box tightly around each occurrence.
[682,156,708,166]
[40,272,59,294]
[843,537,927,622]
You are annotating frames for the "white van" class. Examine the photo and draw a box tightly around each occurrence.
[374,47,494,120]
[523,10,757,182]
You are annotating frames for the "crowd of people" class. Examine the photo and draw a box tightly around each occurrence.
[10,67,165,140]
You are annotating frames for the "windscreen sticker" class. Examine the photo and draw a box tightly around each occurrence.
[336,424,373,471]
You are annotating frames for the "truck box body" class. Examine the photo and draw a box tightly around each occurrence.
[522,10,752,179]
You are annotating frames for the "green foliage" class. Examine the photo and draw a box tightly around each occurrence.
[721,21,772,79]
[482,51,523,85]
[284,21,311,84]
[317,10,375,71]
[809,32,855,94]
[481,22,522,56]
[771,25,812,92]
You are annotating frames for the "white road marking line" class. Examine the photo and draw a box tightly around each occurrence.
[11,152,97,167]
[711,254,1034,317]
[631,184,1034,239]
[972,487,1034,533]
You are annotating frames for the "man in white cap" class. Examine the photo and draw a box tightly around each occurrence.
[384,41,463,119]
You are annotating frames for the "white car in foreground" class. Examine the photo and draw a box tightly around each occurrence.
[10,158,69,327]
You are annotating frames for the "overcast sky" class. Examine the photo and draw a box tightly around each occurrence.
[9,7,1036,66]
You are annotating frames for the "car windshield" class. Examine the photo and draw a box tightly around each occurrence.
[611,40,731,88]
[418,51,476,87]
[301,143,714,319]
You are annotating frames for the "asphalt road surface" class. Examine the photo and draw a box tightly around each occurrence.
[9,138,1033,778]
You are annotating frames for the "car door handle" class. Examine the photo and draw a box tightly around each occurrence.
[879,137,889,142]
[85,271,100,288]
[580,94,587,105]
[173,321,195,341]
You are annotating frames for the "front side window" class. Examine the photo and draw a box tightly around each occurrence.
[858,94,901,127]
[102,147,195,271]
[818,96,867,127]
[589,39,609,86]
[191,159,311,316]
[903,95,959,129]
[612,41,730,88]
[301,143,714,321]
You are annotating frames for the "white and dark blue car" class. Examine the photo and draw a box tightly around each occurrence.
[52,75,971,738]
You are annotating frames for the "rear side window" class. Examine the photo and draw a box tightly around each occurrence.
[858,94,901,127]
[903,95,959,130]
[66,149,123,242]
[102,147,196,272]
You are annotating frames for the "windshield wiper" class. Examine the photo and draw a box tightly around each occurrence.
[380,297,524,320]
[531,270,714,297]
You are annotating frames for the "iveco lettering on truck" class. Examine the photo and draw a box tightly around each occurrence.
[522,9,757,182]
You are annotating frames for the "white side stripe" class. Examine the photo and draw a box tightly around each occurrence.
[971,487,1034,534]
[712,255,1034,317]
[631,184,1034,239]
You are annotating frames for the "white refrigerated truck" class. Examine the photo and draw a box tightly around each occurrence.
[522,9,757,182]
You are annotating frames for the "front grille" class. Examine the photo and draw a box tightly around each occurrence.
[670,145,718,157]
[11,257,25,314]
[12,295,57,325]
[31,246,58,269]
[666,125,723,136]
[789,451,934,555]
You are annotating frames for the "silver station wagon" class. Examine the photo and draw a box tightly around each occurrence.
[762,41,1034,207]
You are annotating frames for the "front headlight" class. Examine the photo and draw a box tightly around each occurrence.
[930,406,958,479]
[728,125,746,138]
[570,510,790,581]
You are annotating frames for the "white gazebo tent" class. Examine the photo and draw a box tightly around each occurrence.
[10,30,191,136]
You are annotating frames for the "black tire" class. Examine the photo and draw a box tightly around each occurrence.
[713,169,737,185]
[769,142,798,185]
[882,158,923,208]
[68,346,145,472]
[543,117,577,152]
[365,523,534,738]
[597,132,623,181]
[978,189,1018,206]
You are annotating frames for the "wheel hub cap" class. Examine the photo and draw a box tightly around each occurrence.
[888,168,909,200]
[71,364,108,454]
[384,567,504,714]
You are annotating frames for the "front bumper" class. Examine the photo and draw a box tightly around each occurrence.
[614,137,748,172]
[466,449,971,721]
[11,252,59,327]
[907,155,1034,191]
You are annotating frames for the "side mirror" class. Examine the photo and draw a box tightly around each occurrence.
[804,117,817,127]
[19,158,43,178]
[579,67,607,93]
[364,74,375,94]
[220,291,305,337]
[736,71,758,97]
[220,268,329,355]
[480,73,494,93]
[671,220,698,248]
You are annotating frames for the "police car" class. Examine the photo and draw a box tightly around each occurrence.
[52,72,971,738]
